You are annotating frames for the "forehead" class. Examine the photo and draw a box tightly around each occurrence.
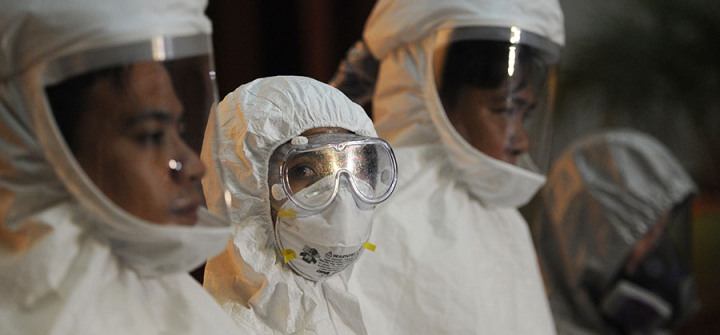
[301,127,351,136]
[94,62,183,121]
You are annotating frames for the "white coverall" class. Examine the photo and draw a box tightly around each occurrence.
[532,130,698,335]
[346,0,565,333]
[0,1,239,334]
[201,76,376,334]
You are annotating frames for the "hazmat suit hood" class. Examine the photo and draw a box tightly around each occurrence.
[343,0,564,333]
[0,0,238,333]
[202,76,376,334]
[532,130,698,334]
[364,0,565,207]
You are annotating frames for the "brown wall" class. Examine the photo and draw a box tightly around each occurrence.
[207,0,376,99]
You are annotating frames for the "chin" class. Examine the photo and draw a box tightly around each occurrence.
[502,155,517,165]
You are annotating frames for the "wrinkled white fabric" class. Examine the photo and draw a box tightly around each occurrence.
[347,0,562,333]
[531,130,697,335]
[0,1,238,334]
[363,0,565,60]
[201,76,376,334]
[275,186,374,282]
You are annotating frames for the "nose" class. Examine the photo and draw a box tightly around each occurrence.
[510,116,530,154]
[170,140,206,184]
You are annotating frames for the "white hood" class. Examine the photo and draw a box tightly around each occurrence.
[532,130,698,334]
[0,0,231,278]
[344,0,564,333]
[0,0,238,333]
[367,0,564,207]
[363,0,565,60]
[202,76,376,334]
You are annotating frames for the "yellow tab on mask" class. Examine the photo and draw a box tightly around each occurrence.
[363,242,376,252]
[282,249,296,263]
[278,208,296,218]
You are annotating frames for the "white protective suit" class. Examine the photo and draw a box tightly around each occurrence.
[532,130,698,335]
[0,1,239,334]
[346,0,565,334]
[201,76,377,334]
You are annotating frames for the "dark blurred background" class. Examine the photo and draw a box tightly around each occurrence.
[206,0,376,98]
[202,0,719,333]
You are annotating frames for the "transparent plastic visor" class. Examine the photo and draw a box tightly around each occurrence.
[42,37,223,227]
[433,26,560,173]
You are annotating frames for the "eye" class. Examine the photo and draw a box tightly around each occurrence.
[178,122,189,142]
[491,107,516,116]
[135,131,165,145]
[288,165,317,179]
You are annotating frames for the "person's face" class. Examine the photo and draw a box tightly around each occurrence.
[269,127,351,223]
[445,74,536,165]
[624,210,673,275]
[74,62,206,226]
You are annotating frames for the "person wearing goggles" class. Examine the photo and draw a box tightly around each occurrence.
[329,0,564,333]
[0,0,238,334]
[201,76,397,334]
[532,130,700,335]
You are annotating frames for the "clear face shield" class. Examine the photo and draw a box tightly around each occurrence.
[269,133,398,217]
[433,27,561,172]
[41,35,223,227]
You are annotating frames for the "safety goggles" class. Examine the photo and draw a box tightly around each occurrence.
[271,133,398,213]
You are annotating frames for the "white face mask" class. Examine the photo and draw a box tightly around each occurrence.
[274,185,375,281]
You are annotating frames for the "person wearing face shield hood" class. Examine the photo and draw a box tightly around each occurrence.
[201,76,398,334]
[329,0,564,333]
[0,0,240,334]
[531,130,701,335]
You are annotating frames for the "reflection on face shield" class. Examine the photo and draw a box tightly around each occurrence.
[434,29,558,169]
[270,133,398,215]
[45,55,216,226]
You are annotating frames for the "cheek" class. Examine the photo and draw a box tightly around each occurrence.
[97,143,176,222]
[467,112,510,156]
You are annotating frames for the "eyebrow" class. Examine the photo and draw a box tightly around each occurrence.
[124,110,178,128]
[490,78,532,103]
[511,77,529,94]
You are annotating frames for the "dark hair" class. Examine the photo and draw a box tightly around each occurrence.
[45,66,128,152]
[437,40,545,112]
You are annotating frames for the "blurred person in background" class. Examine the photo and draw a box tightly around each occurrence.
[330,0,565,333]
[200,76,397,334]
[0,0,240,333]
[532,129,700,335]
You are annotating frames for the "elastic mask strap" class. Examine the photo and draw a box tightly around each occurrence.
[282,249,296,263]
[270,201,296,219]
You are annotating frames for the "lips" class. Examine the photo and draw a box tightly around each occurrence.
[504,148,522,165]
[170,197,201,226]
